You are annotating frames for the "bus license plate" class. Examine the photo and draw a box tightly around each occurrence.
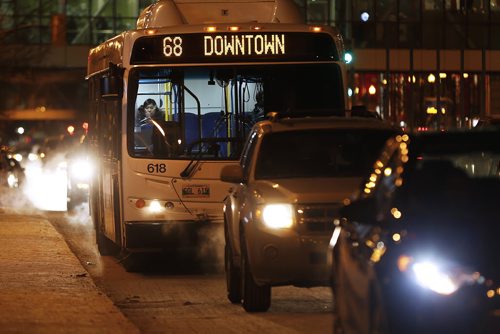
[182,184,210,198]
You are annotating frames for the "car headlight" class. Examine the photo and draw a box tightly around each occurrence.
[28,153,39,161]
[398,255,482,296]
[70,158,93,180]
[13,153,23,162]
[261,204,294,229]
[7,173,18,188]
[412,261,461,295]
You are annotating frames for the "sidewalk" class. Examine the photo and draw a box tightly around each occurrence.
[0,207,140,334]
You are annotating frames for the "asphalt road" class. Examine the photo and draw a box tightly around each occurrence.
[48,204,334,334]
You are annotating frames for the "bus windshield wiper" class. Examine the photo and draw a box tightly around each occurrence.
[180,147,204,178]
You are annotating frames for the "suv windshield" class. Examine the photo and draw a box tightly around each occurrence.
[127,63,344,160]
[254,128,396,179]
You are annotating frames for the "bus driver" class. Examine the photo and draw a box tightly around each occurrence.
[136,98,164,126]
[135,99,177,157]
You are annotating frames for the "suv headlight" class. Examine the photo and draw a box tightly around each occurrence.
[261,204,294,229]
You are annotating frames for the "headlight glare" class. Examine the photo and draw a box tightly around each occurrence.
[148,200,164,213]
[261,204,294,229]
[399,255,481,296]
[70,158,93,180]
[7,173,18,188]
[412,261,459,295]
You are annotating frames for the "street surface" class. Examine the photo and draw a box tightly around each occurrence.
[48,204,334,334]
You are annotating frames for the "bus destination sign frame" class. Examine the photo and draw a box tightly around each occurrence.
[131,32,339,64]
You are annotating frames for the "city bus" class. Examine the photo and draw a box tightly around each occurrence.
[86,0,347,257]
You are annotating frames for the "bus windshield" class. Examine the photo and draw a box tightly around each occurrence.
[128,63,344,160]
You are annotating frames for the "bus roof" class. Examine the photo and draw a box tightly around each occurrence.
[87,23,345,77]
[86,0,346,77]
[137,0,303,29]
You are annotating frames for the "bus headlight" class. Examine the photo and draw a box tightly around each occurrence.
[261,204,294,229]
[148,200,164,213]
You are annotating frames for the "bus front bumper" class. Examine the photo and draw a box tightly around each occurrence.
[124,220,222,250]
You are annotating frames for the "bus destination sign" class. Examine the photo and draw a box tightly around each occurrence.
[203,34,285,57]
[131,32,338,64]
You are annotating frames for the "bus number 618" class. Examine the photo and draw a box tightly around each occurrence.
[147,163,166,173]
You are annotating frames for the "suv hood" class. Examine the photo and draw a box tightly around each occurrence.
[252,178,362,204]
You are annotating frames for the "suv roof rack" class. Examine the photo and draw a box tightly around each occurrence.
[266,109,345,121]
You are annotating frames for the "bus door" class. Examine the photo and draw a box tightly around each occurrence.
[95,68,123,247]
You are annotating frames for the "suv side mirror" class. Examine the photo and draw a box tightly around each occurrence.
[220,165,244,183]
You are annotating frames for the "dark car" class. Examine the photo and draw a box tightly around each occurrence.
[38,134,93,211]
[0,145,25,188]
[65,137,93,211]
[331,129,500,334]
[475,116,500,129]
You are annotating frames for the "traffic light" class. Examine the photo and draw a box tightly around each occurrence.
[344,51,353,64]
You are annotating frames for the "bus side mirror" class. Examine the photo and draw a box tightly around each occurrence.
[100,62,123,100]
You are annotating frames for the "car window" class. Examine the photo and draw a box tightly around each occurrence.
[254,128,396,179]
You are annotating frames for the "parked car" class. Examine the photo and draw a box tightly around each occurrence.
[37,134,77,165]
[220,113,399,312]
[475,115,500,129]
[65,136,92,211]
[10,140,44,168]
[331,129,500,334]
[0,145,25,188]
[38,134,93,210]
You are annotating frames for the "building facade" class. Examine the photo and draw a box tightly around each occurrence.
[1,0,499,135]
[297,0,500,129]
